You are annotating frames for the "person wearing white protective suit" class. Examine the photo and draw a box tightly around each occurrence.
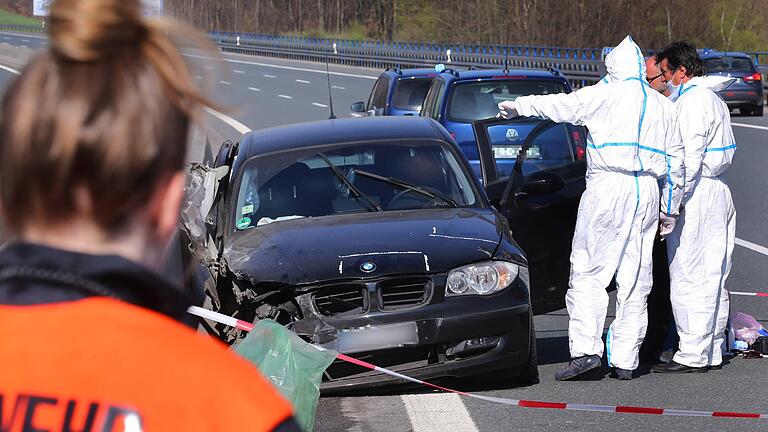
[651,41,737,374]
[499,35,684,381]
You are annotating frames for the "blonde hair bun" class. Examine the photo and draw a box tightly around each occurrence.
[49,0,146,62]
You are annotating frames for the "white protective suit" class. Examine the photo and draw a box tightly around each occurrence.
[506,36,685,370]
[666,76,737,368]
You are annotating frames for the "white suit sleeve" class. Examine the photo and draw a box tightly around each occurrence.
[677,97,712,197]
[661,113,685,215]
[512,84,603,126]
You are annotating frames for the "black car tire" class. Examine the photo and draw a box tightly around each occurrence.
[517,314,540,385]
[753,105,764,117]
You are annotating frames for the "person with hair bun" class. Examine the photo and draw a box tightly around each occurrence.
[0,1,301,430]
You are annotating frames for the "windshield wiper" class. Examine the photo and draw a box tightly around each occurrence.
[352,169,458,207]
[316,153,381,212]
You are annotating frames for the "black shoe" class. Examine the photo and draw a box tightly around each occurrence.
[708,364,723,371]
[613,368,633,380]
[555,355,602,381]
[651,360,707,374]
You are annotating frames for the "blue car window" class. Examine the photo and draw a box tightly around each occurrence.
[447,80,566,123]
[485,122,575,179]
[392,78,433,111]
[368,76,390,114]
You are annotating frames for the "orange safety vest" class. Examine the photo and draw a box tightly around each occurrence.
[0,297,294,431]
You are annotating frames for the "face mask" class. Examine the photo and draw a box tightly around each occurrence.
[665,69,682,101]
[666,79,680,94]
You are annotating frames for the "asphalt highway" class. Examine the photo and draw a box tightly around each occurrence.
[1,31,767,432]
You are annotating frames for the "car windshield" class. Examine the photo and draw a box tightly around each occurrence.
[391,77,433,111]
[704,57,756,73]
[447,80,566,122]
[234,140,478,230]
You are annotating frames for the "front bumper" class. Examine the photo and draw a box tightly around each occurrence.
[288,275,533,393]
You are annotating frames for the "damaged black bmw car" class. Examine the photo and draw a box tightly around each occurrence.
[180,115,585,392]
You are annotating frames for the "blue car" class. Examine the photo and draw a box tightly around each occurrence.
[350,68,437,116]
[701,50,764,116]
[418,68,588,178]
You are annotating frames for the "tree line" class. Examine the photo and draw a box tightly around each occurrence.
[162,0,767,52]
[1,0,766,51]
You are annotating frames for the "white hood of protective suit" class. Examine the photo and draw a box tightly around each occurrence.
[605,36,645,82]
[687,75,737,92]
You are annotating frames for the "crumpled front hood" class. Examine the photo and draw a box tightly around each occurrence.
[605,35,645,82]
[224,208,511,286]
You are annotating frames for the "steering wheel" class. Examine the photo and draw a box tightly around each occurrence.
[387,188,444,210]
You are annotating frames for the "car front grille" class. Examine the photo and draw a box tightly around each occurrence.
[379,277,432,311]
[312,277,434,317]
[313,284,366,316]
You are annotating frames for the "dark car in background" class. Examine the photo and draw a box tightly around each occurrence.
[701,50,764,116]
[350,68,436,116]
[180,116,579,392]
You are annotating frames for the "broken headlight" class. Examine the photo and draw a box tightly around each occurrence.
[446,261,519,296]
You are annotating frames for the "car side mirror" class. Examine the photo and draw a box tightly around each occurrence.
[517,172,565,197]
[350,101,366,112]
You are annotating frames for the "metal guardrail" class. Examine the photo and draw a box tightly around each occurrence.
[0,24,765,96]
[212,36,604,88]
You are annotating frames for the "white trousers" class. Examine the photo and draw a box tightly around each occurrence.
[667,176,735,367]
[566,172,659,370]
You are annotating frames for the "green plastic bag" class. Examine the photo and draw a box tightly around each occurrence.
[234,319,337,432]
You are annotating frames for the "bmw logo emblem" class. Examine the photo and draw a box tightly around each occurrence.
[360,262,377,273]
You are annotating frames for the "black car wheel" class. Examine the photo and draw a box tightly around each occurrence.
[517,314,540,385]
[752,105,764,117]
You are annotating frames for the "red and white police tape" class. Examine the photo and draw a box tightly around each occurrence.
[730,291,768,297]
[187,306,768,420]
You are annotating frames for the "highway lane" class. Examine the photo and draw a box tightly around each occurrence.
[2,40,768,432]
[0,31,46,50]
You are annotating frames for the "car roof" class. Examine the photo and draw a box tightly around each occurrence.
[438,68,568,83]
[238,116,446,159]
[700,50,751,59]
[384,68,440,79]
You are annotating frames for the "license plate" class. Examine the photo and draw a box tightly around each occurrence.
[337,322,419,354]
[492,145,541,159]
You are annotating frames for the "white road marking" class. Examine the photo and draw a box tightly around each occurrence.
[295,79,311,84]
[184,53,377,80]
[0,61,257,152]
[263,74,276,78]
[21,39,29,42]
[0,64,20,75]
[332,85,346,90]
[277,94,293,99]
[233,69,245,74]
[736,238,768,257]
[402,394,479,432]
[203,107,251,135]
[248,87,261,92]
[3,37,10,40]
[312,102,328,108]
[732,122,768,131]
[219,80,231,85]
[20,45,27,48]
[0,31,46,40]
